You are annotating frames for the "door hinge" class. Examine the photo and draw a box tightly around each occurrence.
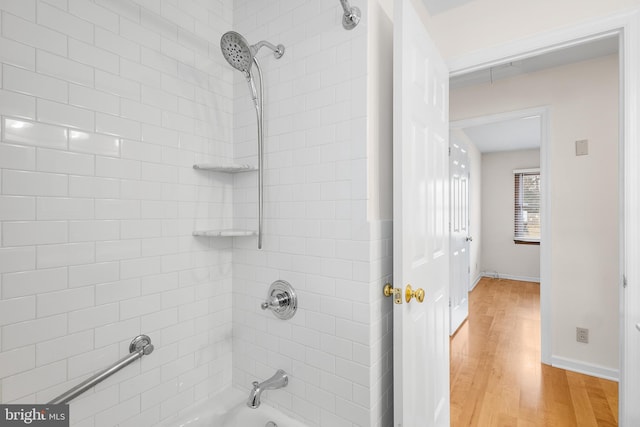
[623,275,628,288]
[448,147,451,156]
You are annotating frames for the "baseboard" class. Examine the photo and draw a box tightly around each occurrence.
[551,355,619,382]
[470,274,482,291]
[481,272,540,283]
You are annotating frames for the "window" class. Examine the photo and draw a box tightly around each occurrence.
[514,168,541,244]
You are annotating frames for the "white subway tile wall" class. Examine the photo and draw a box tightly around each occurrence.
[232,1,392,426]
[0,0,235,425]
[0,1,394,426]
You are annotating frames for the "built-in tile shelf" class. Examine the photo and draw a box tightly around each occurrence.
[192,163,258,238]
[192,229,257,237]
[193,163,257,173]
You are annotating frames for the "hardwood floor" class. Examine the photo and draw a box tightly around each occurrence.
[450,277,618,426]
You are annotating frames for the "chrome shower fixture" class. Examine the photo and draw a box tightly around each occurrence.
[220,31,285,250]
[339,0,361,30]
[220,31,284,76]
[247,369,288,409]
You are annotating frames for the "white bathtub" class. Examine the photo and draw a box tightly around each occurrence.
[161,388,308,427]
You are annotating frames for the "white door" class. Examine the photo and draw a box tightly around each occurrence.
[392,0,450,425]
[449,138,470,335]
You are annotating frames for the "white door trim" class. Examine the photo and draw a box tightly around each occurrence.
[450,107,551,365]
[447,9,640,426]
[447,9,636,76]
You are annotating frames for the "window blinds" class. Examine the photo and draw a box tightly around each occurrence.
[514,168,541,243]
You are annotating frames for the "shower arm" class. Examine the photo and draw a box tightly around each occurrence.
[339,0,360,30]
[251,41,285,59]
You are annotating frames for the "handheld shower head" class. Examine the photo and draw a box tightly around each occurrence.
[219,30,285,251]
[220,31,285,75]
[220,31,253,74]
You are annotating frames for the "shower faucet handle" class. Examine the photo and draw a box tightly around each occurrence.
[260,280,298,320]
[261,293,289,310]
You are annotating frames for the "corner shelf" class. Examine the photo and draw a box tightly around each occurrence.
[192,163,259,241]
[193,163,257,173]
[192,229,257,237]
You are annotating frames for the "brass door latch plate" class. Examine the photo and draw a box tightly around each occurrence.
[383,283,403,304]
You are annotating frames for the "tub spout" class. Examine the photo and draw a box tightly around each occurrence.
[247,369,288,409]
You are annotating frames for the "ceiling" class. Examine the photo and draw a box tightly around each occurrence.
[451,35,619,89]
[452,36,619,153]
[459,116,541,153]
[422,0,477,15]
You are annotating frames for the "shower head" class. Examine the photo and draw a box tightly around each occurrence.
[220,31,253,74]
[220,31,285,75]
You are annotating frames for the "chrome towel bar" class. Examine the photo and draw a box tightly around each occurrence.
[47,335,154,405]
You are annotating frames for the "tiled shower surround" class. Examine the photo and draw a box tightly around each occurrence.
[0,1,392,426]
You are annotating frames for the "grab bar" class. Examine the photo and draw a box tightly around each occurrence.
[48,335,154,405]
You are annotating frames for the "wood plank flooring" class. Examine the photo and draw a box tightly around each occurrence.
[450,277,618,426]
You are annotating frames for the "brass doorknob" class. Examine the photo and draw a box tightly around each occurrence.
[383,283,394,297]
[405,284,425,303]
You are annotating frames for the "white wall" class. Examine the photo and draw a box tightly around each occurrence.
[368,0,393,223]
[481,149,541,281]
[230,1,393,426]
[0,1,236,425]
[451,55,620,372]
[422,0,640,60]
[367,1,395,426]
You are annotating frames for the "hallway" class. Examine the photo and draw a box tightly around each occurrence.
[450,278,618,426]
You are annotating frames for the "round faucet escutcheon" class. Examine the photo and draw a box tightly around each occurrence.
[261,280,297,320]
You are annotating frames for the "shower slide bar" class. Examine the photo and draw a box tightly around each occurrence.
[47,335,154,405]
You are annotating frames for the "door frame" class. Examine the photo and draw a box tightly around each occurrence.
[450,107,550,360]
[447,9,640,425]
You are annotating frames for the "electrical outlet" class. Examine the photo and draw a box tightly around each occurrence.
[576,139,589,156]
[576,327,589,344]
